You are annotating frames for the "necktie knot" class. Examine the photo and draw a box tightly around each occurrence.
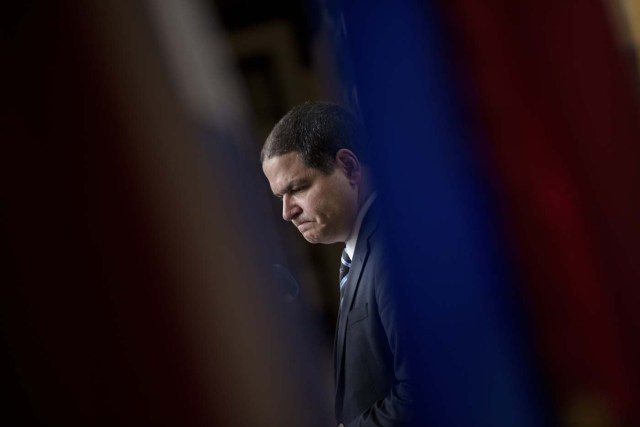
[339,249,351,301]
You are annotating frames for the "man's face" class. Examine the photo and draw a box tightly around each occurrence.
[262,151,358,244]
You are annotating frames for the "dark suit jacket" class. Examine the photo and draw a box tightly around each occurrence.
[334,206,416,426]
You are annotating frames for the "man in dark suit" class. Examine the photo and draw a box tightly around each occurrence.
[261,102,416,426]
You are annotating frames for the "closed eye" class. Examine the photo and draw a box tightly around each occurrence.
[290,185,306,194]
[279,181,309,198]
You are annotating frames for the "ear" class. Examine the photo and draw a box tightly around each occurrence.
[335,149,361,185]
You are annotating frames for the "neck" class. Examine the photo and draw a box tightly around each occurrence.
[356,169,374,211]
[344,187,376,256]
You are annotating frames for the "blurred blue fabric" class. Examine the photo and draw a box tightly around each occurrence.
[329,0,551,425]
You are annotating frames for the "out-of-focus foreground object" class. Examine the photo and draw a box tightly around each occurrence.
[442,0,640,424]
[610,0,640,81]
[1,1,330,426]
[328,0,640,426]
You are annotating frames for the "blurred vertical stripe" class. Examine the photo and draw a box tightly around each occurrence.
[333,0,640,425]
[1,1,329,426]
[335,0,550,425]
[442,0,640,423]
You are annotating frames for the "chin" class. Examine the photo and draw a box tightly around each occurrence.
[303,234,321,244]
[302,231,327,245]
[303,232,339,245]
[300,225,340,245]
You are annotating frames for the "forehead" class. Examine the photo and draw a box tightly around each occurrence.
[262,152,315,192]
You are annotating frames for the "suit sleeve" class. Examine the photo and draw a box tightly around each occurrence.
[345,249,418,427]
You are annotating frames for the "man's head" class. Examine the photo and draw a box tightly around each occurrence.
[261,102,369,244]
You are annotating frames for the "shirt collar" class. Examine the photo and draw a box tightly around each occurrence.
[345,192,377,259]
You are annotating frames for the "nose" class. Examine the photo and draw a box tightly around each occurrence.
[282,194,301,222]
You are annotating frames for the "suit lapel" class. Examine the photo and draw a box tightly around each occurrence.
[334,207,379,401]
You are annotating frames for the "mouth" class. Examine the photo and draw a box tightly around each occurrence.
[294,220,312,231]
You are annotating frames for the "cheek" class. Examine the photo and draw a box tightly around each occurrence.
[305,181,350,223]
[320,195,348,225]
[300,191,321,216]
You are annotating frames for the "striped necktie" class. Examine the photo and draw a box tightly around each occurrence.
[339,249,351,302]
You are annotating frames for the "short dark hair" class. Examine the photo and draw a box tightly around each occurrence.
[260,101,363,174]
